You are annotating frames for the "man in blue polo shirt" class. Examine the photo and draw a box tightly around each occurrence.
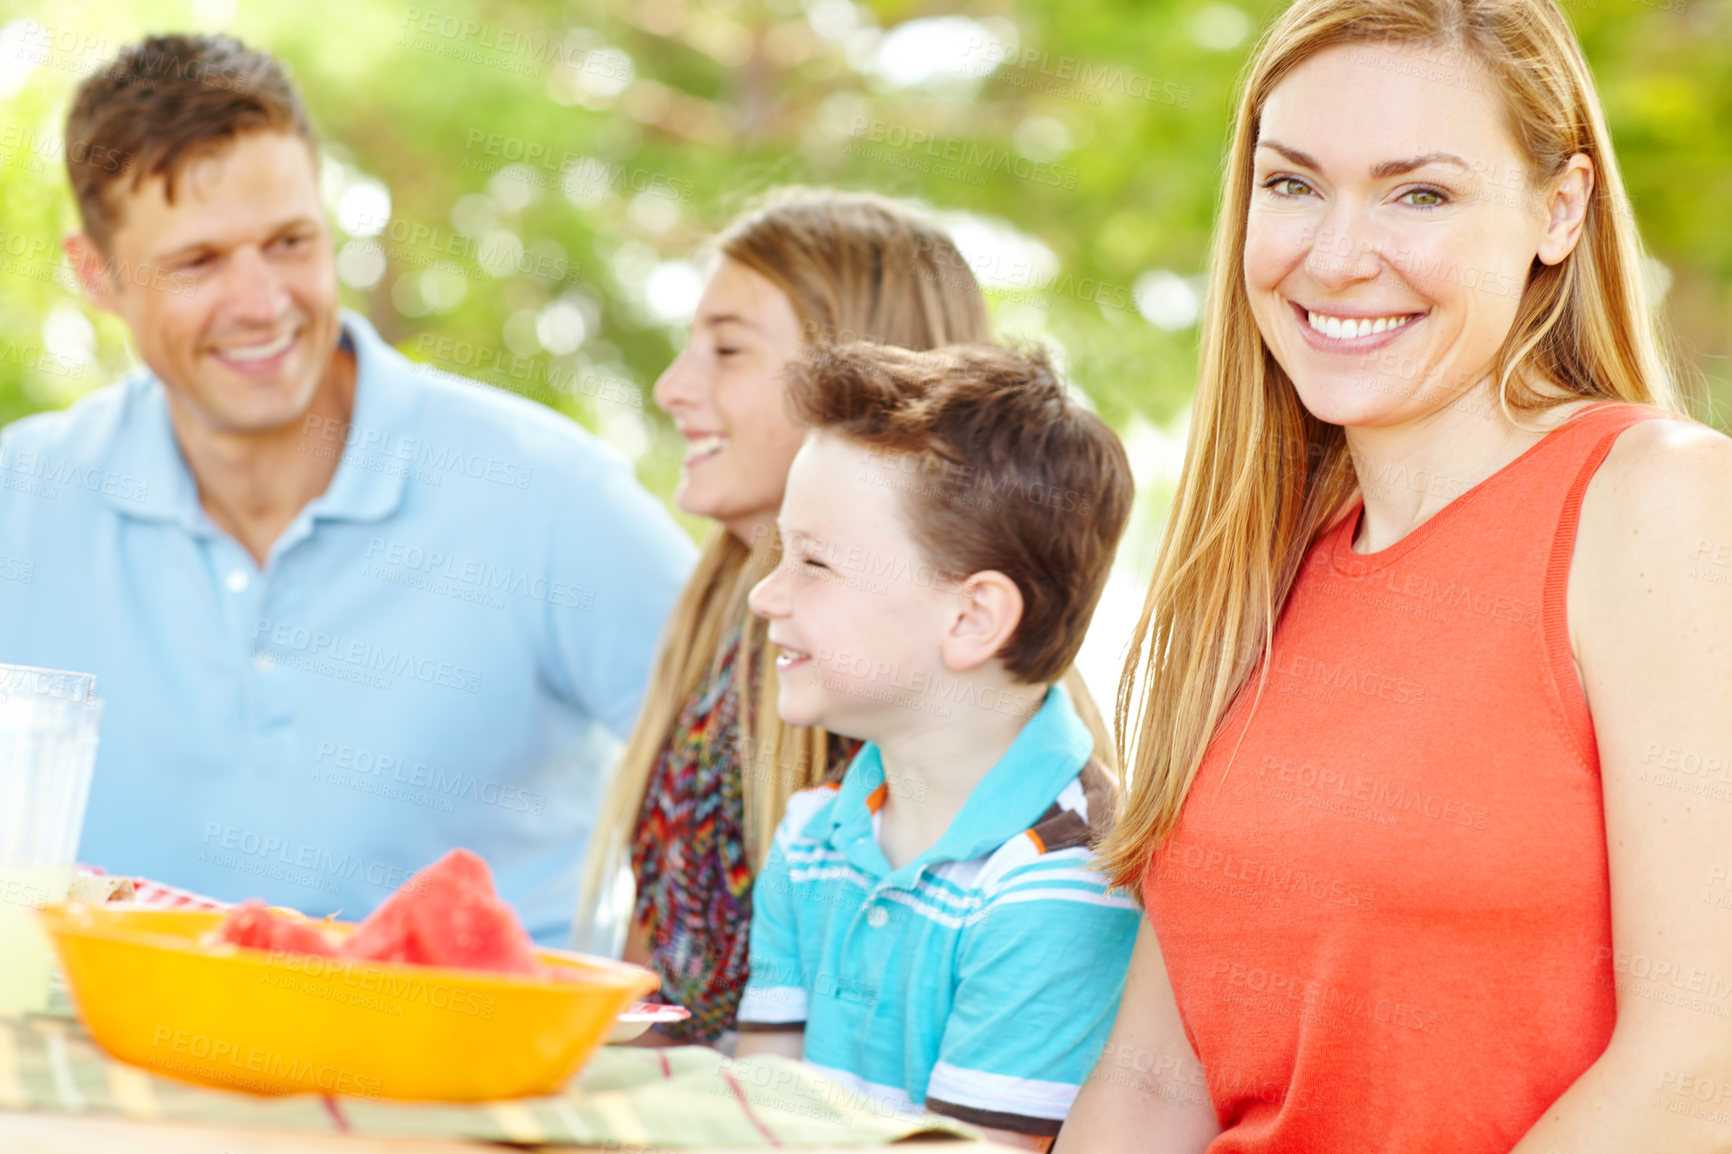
[0,35,693,943]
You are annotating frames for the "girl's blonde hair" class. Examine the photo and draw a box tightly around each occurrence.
[1100,0,1684,893]
[579,189,1119,939]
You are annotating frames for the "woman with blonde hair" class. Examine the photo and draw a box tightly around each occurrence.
[1056,0,1732,1150]
[578,189,1116,1045]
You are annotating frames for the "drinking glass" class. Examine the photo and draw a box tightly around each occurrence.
[0,664,104,1016]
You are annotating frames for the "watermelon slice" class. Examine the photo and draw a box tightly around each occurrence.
[205,850,544,976]
[337,888,417,964]
[339,848,543,976]
[211,899,339,956]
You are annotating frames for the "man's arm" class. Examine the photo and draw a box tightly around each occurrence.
[543,451,696,738]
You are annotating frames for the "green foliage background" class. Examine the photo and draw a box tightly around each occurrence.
[1,0,1728,555]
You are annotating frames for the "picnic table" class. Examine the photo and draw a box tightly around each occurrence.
[0,1112,1005,1153]
[0,1009,1011,1153]
[3,875,1018,1152]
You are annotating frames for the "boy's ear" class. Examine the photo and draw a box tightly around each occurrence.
[939,570,1023,674]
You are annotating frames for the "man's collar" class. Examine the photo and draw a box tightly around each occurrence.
[100,374,205,531]
[298,310,419,524]
[102,310,420,532]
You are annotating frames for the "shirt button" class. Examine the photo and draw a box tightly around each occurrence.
[225,569,251,593]
[252,651,276,674]
[866,906,889,929]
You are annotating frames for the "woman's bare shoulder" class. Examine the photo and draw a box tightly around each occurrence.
[1587,414,1732,511]
[1572,414,1732,597]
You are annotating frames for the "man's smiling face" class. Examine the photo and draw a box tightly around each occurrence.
[85,130,342,435]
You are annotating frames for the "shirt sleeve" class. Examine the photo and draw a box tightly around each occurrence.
[541,449,696,740]
[737,815,809,1031]
[924,854,1140,1136]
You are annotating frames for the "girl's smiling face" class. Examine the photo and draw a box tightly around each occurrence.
[1243,40,1586,427]
[651,257,807,543]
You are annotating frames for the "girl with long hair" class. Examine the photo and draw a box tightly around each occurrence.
[577,189,1117,1045]
[1057,0,1732,1149]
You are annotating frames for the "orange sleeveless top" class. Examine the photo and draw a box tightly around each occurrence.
[1143,402,1660,1152]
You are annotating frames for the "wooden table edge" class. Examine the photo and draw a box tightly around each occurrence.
[0,1107,1015,1152]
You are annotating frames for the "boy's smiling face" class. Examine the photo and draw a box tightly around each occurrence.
[747,432,972,741]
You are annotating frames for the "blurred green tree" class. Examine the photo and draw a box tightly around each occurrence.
[1,0,1727,555]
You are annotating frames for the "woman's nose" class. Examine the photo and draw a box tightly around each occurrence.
[1303,216,1381,288]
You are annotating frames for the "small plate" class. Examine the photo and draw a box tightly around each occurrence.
[605,1001,692,1043]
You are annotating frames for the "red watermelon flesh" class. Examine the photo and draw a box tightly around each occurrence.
[337,884,419,963]
[212,899,339,956]
[338,848,543,975]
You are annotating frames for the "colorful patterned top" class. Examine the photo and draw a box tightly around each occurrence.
[629,616,858,1042]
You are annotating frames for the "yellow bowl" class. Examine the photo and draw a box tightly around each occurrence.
[37,903,660,1102]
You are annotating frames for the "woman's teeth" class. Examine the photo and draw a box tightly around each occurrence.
[775,646,811,668]
[684,434,727,463]
[1306,311,1417,340]
[217,331,297,361]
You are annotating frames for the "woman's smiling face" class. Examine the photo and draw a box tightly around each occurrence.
[1244,41,1566,427]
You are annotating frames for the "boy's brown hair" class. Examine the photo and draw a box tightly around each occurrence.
[786,342,1134,685]
[65,34,315,253]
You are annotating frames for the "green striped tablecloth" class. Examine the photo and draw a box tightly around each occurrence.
[0,1010,978,1147]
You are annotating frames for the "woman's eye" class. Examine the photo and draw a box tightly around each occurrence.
[1263,176,1314,198]
[1400,187,1448,208]
[715,346,742,357]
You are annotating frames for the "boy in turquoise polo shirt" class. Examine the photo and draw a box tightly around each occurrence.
[735,343,1139,1150]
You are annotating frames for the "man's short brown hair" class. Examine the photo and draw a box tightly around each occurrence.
[786,342,1134,685]
[65,34,315,252]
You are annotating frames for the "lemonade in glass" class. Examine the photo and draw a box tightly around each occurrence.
[0,664,103,1016]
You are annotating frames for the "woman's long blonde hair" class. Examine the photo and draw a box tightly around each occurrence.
[580,189,1122,938]
[1100,0,1684,893]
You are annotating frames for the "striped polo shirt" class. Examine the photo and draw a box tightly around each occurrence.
[737,684,1140,1136]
